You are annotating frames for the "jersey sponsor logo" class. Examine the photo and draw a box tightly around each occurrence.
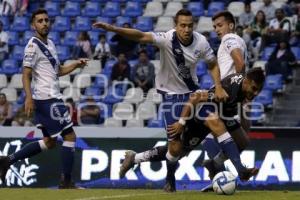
[230,75,243,84]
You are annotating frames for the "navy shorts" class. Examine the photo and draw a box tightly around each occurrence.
[159,91,191,141]
[34,98,73,137]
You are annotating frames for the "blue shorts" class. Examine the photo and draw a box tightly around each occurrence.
[159,91,191,141]
[34,98,73,137]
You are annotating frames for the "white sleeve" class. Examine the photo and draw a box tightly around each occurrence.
[222,36,242,54]
[201,39,216,62]
[151,32,168,48]
[22,43,38,68]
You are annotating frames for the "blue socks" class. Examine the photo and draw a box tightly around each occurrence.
[217,132,245,172]
[8,140,47,164]
[61,141,75,181]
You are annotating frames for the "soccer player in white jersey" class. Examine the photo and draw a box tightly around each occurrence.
[93,9,228,192]
[0,9,87,188]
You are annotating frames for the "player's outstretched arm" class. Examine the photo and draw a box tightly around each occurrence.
[22,67,34,117]
[92,22,153,43]
[59,58,88,76]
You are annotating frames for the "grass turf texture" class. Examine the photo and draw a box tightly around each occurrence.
[0,189,299,200]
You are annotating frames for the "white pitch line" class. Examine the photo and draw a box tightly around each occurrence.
[71,192,167,200]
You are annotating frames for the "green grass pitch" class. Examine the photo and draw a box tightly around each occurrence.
[0,189,299,200]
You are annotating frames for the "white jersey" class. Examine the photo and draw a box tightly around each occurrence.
[217,33,248,79]
[151,29,215,94]
[23,37,62,100]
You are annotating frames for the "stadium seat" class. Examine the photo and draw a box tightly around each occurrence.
[59,75,71,89]
[291,47,300,60]
[62,2,81,17]
[134,17,153,32]
[52,16,71,32]
[81,1,101,17]
[0,88,17,102]
[16,90,26,104]
[250,103,266,125]
[82,60,101,74]
[143,2,163,17]
[264,74,284,93]
[124,87,144,104]
[88,31,100,46]
[8,74,23,89]
[8,31,19,46]
[228,2,245,17]
[92,17,113,32]
[196,60,208,78]
[56,45,70,61]
[11,46,25,62]
[116,16,133,27]
[26,1,41,15]
[73,74,92,89]
[147,119,164,128]
[102,59,117,77]
[154,17,173,32]
[102,2,121,18]
[164,2,183,17]
[250,2,264,14]
[126,118,144,127]
[102,86,124,105]
[104,117,122,127]
[0,16,9,30]
[207,2,225,17]
[73,17,91,31]
[21,31,34,46]
[136,102,157,120]
[84,86,102,97]
[11,17,30,32]
[124,1,143,17]
[63,87,81,102]
[113,102,135,120]
[145,88,162,104]
[261,47,275,61]
[196,17,214,33]
[44,1,60,17]
[200,74,214,89]
[62,31,79,46]
[48,32,61,45]
[254,89,273,109]
[0,60,19,75]
[0,74,8,89]
[187,2,205,17]
[94,74,109,89]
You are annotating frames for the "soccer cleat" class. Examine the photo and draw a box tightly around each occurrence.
[163,175,176,193]
[0,156,10,184]
[201,159,217,180]
[239,167,259,182]
[200,183,214,192]
[119,150,136,178]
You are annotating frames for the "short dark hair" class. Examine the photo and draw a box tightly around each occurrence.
[246,67,265,86]
[31,9,48,23]
[174,9,193,24]
[138,49,148,56]
[212,11,236,28]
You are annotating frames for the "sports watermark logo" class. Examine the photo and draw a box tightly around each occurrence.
[0,140,39,186]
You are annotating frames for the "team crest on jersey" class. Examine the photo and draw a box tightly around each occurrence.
[230,75,243,84]
[194,50,202,58]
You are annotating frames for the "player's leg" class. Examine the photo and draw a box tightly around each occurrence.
[204,113,258,181]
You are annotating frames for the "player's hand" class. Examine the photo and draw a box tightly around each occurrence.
[76,58,89,68]
[214,86,229,102]
[92,22,115,32]
[25,97,34,117]
[167,122,184,138]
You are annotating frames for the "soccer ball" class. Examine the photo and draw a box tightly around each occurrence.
[212,171,237,195]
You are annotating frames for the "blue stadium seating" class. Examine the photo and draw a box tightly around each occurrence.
[111,0,127,2]
[135,17,153,32]
[26,1,40,14]
[44,1,60,17]
[261,46,275,61]
[0,16,9,31]
[106,32,117,46]
[11,17,30,32]
[207,2,225,17]
[63,31,79,46]
[8,32,19,46]
[11,46,25,62]
[291,47,300,60]
[56,45,70,61]
[102,59,117,77]
[88,31,100,46]
[74,17,91,31]
[1,60,19,75]
[147,119,164,128]
[250,104,265,125]
[92,17,113,32]
[81,1,101,17]
[52,16,71,32]
[21,31,34,46]
[102,2,121,18]
[84,86,102,101]
[264,74,283,92]
[116,16,133,27]
[187,2,205,17]
[254,89,273,109]
[102,86,124,105]
[62,2,81,17]
[200,74,214,89]
[17,90,26,104]
[124,2,143,17]
[94,74,109,89]
[196,60,208,78]
[48,32,61,45]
